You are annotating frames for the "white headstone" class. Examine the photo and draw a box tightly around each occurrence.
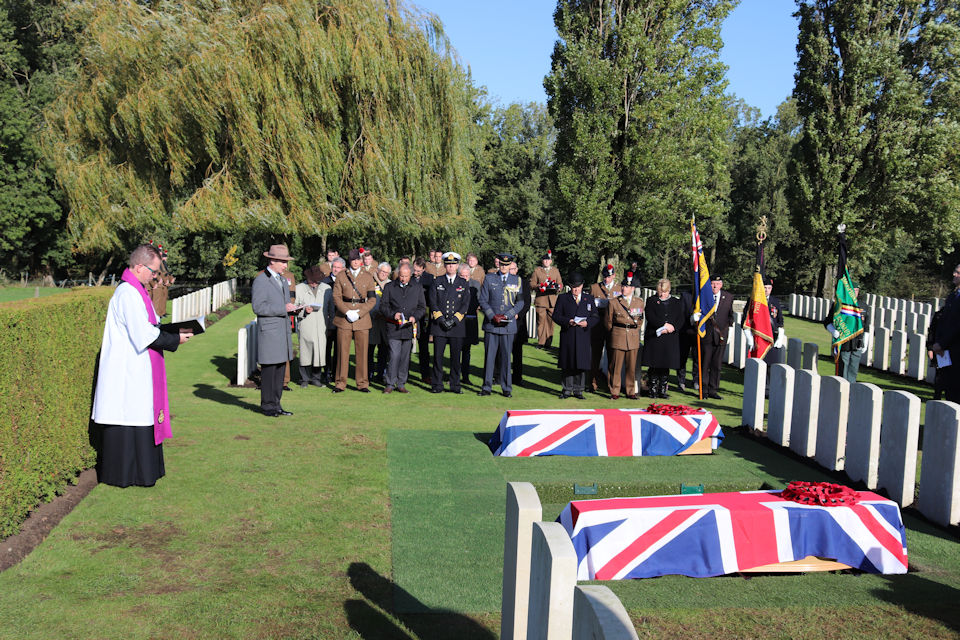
[787,338,803,369]
[890,331,907,375]
[907,332,927,380]
[802,342,819,371]
[877,390,921,507]
[742,358,766,430]
[917,401,960,527]
[873,327,891,371]
[815,376,850,471]
[733,327,748,370]
[502,482,543,640]
[789,293,798,315]
[844,383,883,489]
[790,370,821,458]
[767,364,794,447]
[572,586,640,640]
[527,522,577,640]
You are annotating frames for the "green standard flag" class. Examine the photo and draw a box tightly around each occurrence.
[831,227,864,349]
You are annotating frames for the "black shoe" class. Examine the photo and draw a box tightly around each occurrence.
[503,392,512,398]
[359,388,370,393]
[708,392,722,400]
[431,388,443,394]
[478,390,491,396]
[448,389,463,394]
[282,385,292,391]
[277,409,293,416]
[559,393,569,399]
[331,387,344,393]
[262,410,279,417]
[574,393,585,400]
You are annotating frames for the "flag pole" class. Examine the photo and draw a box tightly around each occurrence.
[692,217,704,401]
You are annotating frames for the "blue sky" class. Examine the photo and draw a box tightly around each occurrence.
[411,0,799,120]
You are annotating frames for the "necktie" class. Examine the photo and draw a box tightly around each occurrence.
[501,275,506,283]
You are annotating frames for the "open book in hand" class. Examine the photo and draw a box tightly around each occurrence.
[160,315,205,335]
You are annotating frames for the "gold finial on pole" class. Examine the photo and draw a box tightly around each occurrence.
[756,215,768,244]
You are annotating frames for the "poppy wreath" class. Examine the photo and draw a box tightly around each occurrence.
[538,277,559,294]
[779,481,860,507]
[645,403,698,416]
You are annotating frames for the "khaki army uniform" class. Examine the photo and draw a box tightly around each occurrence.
[332,268,377,390]
[606,293,644,398]
[467,264,486,286]
[426,261,445,278]
[530,266,563,347]
[589,280,621,391]
[150,273,174,318]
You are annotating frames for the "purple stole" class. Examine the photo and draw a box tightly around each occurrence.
[120,268,172,445]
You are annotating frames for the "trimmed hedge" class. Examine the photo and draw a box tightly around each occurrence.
[0,287,113,537]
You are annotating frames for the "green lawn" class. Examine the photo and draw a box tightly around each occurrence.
[0,286,68,304]
[0,305,956,639]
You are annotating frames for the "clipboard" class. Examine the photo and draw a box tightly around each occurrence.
[160,316,205,335]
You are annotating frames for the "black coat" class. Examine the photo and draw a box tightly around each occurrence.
[768,294,784,332]
[703,290,735,346]
[642,295,681,368]
[464,280,480,344]
[552,292,600,370]
[429,275,470,338]
[380,279,426,340]
[935,291,960,353]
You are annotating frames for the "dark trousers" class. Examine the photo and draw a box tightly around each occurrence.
[513,329,526,383]
[260,362,285,413]
[433,335,463,391]
[483,332,514,393]
[298,364,323,385]
[368,340,389,380]
[700,338,724,395]
[942,364,960,403]
[678,334,693,384]
[324,329,338,375]
[461,340,475,383]
[418,331,431,380]
[561,369,586,396]
[386,338,413,389]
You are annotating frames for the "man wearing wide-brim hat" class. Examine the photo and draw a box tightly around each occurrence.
[252,244,297,416]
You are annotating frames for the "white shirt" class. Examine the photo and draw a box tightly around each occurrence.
[91,282,161,426]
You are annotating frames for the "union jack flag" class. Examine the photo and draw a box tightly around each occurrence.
[488,409,723,457]
[557,490,908,580]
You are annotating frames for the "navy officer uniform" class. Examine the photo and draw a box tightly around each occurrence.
[428,252,470,393]
[478,252,525,397]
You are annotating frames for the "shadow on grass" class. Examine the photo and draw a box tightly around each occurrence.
[872,571,960,633]
[192,383,261,412]
[210,355,236,384]
[346,562,496,640]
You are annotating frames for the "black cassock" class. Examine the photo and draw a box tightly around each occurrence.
[552,292,600,370]
[642,295,681,369]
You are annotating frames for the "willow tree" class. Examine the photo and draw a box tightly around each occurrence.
[44,0,480,253]
[544,0,736,277]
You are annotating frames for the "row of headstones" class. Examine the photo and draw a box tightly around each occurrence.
[171,278,237,323]
[236,319,259,385]
[785,327,933,384]
[862,292,943,315]
[788,294,832,322]
[742,358,960,526]
[502,482,640,640]
[212,277,237,310]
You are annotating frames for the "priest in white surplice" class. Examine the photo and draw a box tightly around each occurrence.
[91,244,192,487]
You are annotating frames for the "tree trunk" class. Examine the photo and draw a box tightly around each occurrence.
[95,256,115,286]
[662,252,669,279]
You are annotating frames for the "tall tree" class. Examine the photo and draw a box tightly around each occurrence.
[471,101,558,275]
[0,1,78,276]
[544,0,736,278]
[792,0,960,295]
[44,0,481,254]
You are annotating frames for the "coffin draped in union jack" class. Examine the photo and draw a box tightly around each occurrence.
[557,490,908,579]
[488,408,723,457]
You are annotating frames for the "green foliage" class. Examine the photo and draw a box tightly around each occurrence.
[0,287,110,537]
[545,0,737,277]
[44,0,481,254]
[471,101,558,275]
[792,0,960,294]
[0,1,79,275]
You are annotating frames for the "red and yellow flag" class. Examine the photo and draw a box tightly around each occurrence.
[743,268,774,359]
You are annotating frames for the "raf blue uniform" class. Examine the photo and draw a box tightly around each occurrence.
[429,268,470,393]
[479,268,525,396]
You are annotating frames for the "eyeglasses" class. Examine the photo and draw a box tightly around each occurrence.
[140,264,159,275]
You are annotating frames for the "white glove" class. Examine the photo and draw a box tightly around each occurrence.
[744,331,754,351]
[346,309,360,323]
[826,323,840,339]
[691,312,701,323]
[857,331,870,354]
[774,328,786,349]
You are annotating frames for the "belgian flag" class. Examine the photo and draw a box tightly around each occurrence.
[743,243,773,359]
